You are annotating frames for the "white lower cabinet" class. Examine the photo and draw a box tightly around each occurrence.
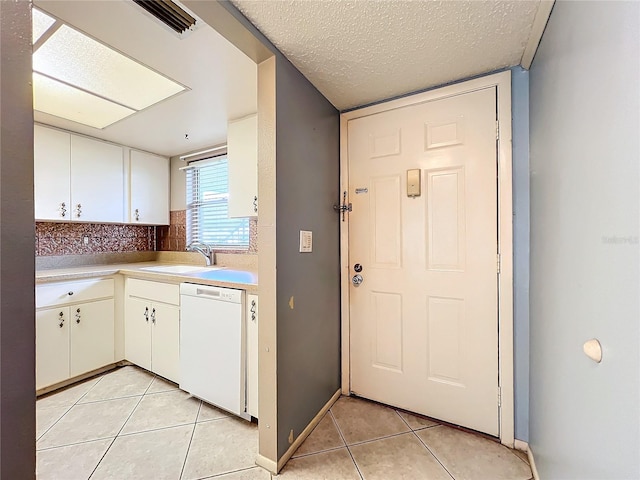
[36,279,115,390]
[124,279,180,383]
[36,307,71,389]
[246,294,258,418]
[70,299,115,377]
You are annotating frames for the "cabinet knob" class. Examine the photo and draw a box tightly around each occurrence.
[144,306,149,322]
[60,202,67,218]
[68,291,74,296]
[253,196,258,213]
[134,208,140,221]
[151,308,156,324]
[76,204,82,218]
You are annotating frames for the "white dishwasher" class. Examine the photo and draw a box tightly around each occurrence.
[179,283,249,420]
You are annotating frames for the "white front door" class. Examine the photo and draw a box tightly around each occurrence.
[348,87,499,436]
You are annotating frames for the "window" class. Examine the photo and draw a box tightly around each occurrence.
[185,156,249,249]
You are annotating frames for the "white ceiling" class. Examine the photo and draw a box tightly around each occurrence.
[231,0,543,110]
[33,0,257,157]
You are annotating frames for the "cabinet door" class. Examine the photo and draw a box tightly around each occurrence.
[70,299,115,377]
[71,135,124,222]
[227,114,258,218]
[34,125,71,221]
[151,303,180,384]
[246,294,258,418]
[36,307,70,389]
[129,150,169,225]
[124,297,152,371]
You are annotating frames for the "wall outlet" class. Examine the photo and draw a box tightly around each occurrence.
[83,236,89,245]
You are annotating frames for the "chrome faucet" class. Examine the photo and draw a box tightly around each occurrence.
[186,242,215,266]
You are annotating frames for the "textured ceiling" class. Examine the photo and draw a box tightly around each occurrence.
[231,0,541,110]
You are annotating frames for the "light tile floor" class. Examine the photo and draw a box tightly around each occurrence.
[37,366,532,480]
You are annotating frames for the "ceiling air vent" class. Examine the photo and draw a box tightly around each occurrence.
[132,0,196,35]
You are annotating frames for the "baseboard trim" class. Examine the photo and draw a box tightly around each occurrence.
[255,454,277,473]
[276,388,342,472]
[514,439,528,452]
[36,363,118,396]
[528,445,540,480]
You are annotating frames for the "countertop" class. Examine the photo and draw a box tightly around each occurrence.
[36,262,258,293]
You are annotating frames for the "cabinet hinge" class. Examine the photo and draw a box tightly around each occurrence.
[497,386,502,407]
[496,120,500,141]
[496,253,501,274]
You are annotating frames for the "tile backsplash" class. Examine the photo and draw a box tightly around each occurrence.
[36,210,258,257]
[157,210,258,254]
[36,222,155,256]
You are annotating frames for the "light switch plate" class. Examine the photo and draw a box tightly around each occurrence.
[299,230,312,253]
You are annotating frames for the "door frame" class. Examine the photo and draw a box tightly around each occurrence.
[339,70,514,447]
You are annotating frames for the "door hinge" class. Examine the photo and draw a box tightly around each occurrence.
[496,120,500,141]
[497,386,502,407]
[496,253,501,274]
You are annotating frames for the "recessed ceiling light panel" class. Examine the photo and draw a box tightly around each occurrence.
[33,73,137,129]
[33,25,186,111]
[32,8,56,44]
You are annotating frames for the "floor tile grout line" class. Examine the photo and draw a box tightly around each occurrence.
[343,430,417,448]
[75,392,148,405]
[119,420,201,438]
[195,465,264,479]
[329,410,364,480]
[412,430,456,480]
[87,380,149,480]
[36,404,75,443]
[291,444,347,460]
[36,373,109,443]
[36,435,117,452]
[86,436,119,480]
[179,401,202,480]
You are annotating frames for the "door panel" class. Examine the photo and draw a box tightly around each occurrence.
[124,296,152,371]
[349,87,499,436]
[36,307,70,389]
[151,303,180,384]
[70,299,115,377]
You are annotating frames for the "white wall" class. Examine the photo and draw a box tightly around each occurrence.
[529,2,639,478]
[170,155,186,211]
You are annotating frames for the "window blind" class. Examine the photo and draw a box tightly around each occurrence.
[185,156,249,249]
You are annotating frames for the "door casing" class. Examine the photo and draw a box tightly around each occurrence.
[339,70,514,447]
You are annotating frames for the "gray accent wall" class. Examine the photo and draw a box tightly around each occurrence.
[200,1,342,461]
[0,1,36,477]
[529,2,639,478]
[511,67,530,442]
[274,57,341,458]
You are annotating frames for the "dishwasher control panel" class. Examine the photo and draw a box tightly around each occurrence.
[180,283,243,304]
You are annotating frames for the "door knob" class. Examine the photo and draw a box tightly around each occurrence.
[352,274,363,286]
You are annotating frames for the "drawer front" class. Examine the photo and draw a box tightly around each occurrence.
[37,278,114,309]
[127,278,179,305]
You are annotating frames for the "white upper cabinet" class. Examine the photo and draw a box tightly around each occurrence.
[71,135,124,223]
[34,125,169,225]
[34,125,71,221]
[227,114,258,218]
[129,150,169,225]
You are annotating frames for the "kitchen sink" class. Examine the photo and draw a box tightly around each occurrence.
[140,265,224,274]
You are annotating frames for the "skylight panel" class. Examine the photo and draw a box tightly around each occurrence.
[32,24,186,111]
[32,8,56,44]
[33,73,136,129]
